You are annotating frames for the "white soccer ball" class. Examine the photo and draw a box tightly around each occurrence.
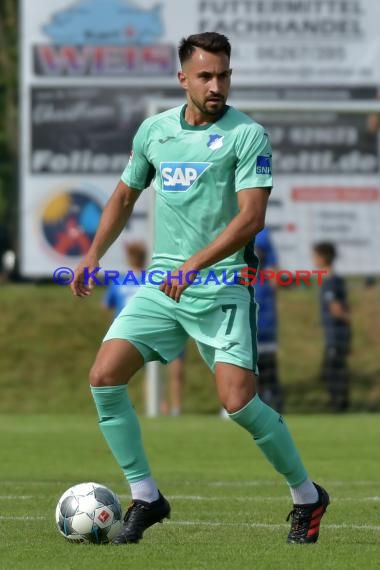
[55,482,123,544]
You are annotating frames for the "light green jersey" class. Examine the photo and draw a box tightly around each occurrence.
[121,104,273,293]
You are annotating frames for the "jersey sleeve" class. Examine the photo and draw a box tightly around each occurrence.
[235,124,273,192]
[121,120,155,191]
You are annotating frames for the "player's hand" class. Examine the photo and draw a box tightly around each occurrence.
[71,256,100,298]
[159,262,199,303]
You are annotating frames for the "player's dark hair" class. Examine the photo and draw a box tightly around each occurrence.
[178,32,231,65]
[313,242,336,265]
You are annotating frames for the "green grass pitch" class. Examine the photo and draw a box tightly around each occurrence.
[1,413,379,569]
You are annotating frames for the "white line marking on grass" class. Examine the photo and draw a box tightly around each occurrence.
[0,481,70,485]
[0,516,45,521]
[209,481,276,487]
[1,479,379,487]
[172,521,380,532]
[118,494,290,502]
[0,495,32,501]
[168,495,288,501]
[5,493,379,503]
[209,480,380,487]
[174,520,286,529]
[120,494,380,503]
[340,496,380,502]
[2,515,379,532]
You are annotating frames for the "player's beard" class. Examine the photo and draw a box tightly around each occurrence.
[190,93,226,118]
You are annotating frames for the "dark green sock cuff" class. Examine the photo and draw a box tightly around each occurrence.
[228,394,270,433]
[91,384,131,418]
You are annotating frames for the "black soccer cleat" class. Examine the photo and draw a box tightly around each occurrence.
[286,483,330,544]
[112,491,171,545]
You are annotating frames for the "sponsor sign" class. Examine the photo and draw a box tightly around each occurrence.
[22,0,380,86]
[33,0,175,77]
[198,0,380,86]
[20,1,380,276]
[31,87,145,174]
[253,110,379,175]
[161,162,211,191]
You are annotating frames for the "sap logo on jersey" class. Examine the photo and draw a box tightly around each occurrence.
[161,162,211,191]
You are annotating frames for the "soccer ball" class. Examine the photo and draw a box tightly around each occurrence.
[55,482,123,544]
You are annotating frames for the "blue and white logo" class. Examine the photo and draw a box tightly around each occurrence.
[161,162,211,192]
[256,155,272,175]
[207,134,224,150]
[43,0,163,46]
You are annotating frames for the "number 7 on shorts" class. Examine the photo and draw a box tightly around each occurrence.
[221,304,237,335]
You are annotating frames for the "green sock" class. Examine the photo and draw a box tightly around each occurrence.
[91,385,151,483]
[229,395,307,487]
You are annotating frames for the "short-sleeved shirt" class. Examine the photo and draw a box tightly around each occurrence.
[121,104,273,296]
[254,228,278,346]
[103,273,144,318]
[320,275,351,350]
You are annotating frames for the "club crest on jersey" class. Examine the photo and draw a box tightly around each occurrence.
[256,155,272,175]
[207,134,224,150]
[160,162,211,191]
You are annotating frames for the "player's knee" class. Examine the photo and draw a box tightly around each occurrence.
[89,364,117,387]
[222,392,256,414]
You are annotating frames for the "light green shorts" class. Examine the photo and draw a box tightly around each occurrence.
[103,284,258,372]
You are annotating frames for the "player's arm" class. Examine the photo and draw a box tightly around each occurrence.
[187,187,269,266]
[323,280,350,323]
[71,182,141,297]
[160,187,270,301]
[71,120,154,298]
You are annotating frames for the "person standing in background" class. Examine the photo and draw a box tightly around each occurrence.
[313,242,351,413]
[254,227,284,413]
[103,241,147,318]
[160,350,186,417]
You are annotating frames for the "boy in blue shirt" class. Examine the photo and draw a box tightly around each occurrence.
[103,242,146,318]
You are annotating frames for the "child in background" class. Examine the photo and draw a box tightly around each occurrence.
[103,241,147,318]
[313,242,351,412]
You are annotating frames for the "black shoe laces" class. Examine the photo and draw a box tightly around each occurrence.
[286,506,312,538]
[121,502,149,539]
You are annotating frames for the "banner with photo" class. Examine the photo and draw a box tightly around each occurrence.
[20,0,380,276]
[23,0,380,87]
[21,85,160,276]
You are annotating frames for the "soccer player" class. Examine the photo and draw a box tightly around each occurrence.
[313,242,351,412]
[71,32,329,545]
